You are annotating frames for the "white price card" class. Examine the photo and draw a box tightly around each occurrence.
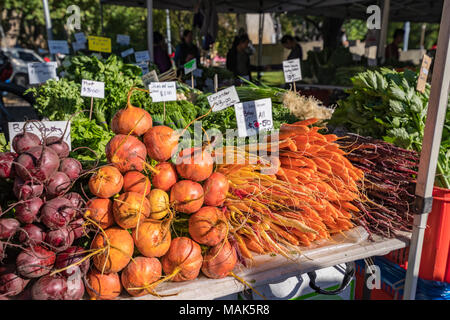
[27,62,58,84]
[282,58,302,83]
[234,98,273,138]
[81,79,105,98]
[121,48,134,57]
[142,70,159,89]
[74,32,87,43]
[72,41,86,52]
[207,86,240,112]
[134,50,150,63]
[9,121,71,152]
[117,34,130,46]
[184,59,197,75]
[48,40,70,55]
[149,82,177,102]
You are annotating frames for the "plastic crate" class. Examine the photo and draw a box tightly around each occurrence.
[355,257,450,300]
[419,187,450,282]
[384,247,409,270]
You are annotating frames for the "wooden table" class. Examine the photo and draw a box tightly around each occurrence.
[121,228,411,300]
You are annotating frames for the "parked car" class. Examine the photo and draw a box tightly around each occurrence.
[1,47,45,86]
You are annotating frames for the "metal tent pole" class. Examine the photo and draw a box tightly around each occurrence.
[147,0,154,63]
[403,0,450,300]
[165,9,172,56]
[42,0,54,60]
[100,2,104,35]
[377,0,390,62]
[257,12,264,80]
[404,21,410,51]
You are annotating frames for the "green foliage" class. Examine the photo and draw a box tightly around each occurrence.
[330,68,450,188]
[343,19,367,41]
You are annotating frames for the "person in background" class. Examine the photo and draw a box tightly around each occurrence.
[281,35,303,60]
[174,30,200,69]
[385,29,404,61]
[153,32,172,73]
[226,33,252,81]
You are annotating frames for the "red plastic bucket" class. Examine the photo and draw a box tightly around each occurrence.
[419,187,450,282]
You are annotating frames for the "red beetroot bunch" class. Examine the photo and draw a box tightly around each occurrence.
[0,131,88,300]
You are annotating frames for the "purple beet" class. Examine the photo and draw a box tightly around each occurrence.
[0,152,17,179]
[46,171,71,197]
[54,246,90,277]
[15,146,60,182]
[45,136,70,159]
[68,218,85,239]
[16,245,56,278]
[0,218,20,239]
[30,274,67,300]
[59,158,82,181]
[15,197,43,224]
[12,132,41,154]
[13,176,44,200]
[40,197,75,230]
[45,227,74,252]
[0,265,30,296]
[18,224,46,246]
[63,192,84,211]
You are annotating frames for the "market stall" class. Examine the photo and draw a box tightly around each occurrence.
[0,0,448,301]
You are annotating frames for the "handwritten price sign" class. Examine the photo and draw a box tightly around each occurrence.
[282,58,302,83]
[234,98,273,137]
[121,48,134,57]
[149,82,177,102]
[207,86,240,112]
[135,50,150,63]
[81,80,105,98]
[117,34,130,46]
[48,40,70,55]
[8,121,71,152]
[27,62,58,84]
[88,36,111,53]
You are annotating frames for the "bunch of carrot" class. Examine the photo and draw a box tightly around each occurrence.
[337,133,418,238]
[215,119,365,262]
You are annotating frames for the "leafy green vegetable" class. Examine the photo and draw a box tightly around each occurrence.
[330,68,450,188]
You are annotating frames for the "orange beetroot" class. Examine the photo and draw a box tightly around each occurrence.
[188,206,227,246]
[202,241,237,279]
[121,257,162,297]
[86,269,121,300]
[91,227,134,273]
[203,172,229,206]
[132,220,171,258]
[122,171,151,196]
[113,192,151,229]
[88,166,123,199]
[143,126,179,162]
[161,237,203,282]
[85,198,114,229]
[176,147,213,182]
[111,89,153,137]
[106,135,147,173]
[151,162,177,191]
[170,180,204,214]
